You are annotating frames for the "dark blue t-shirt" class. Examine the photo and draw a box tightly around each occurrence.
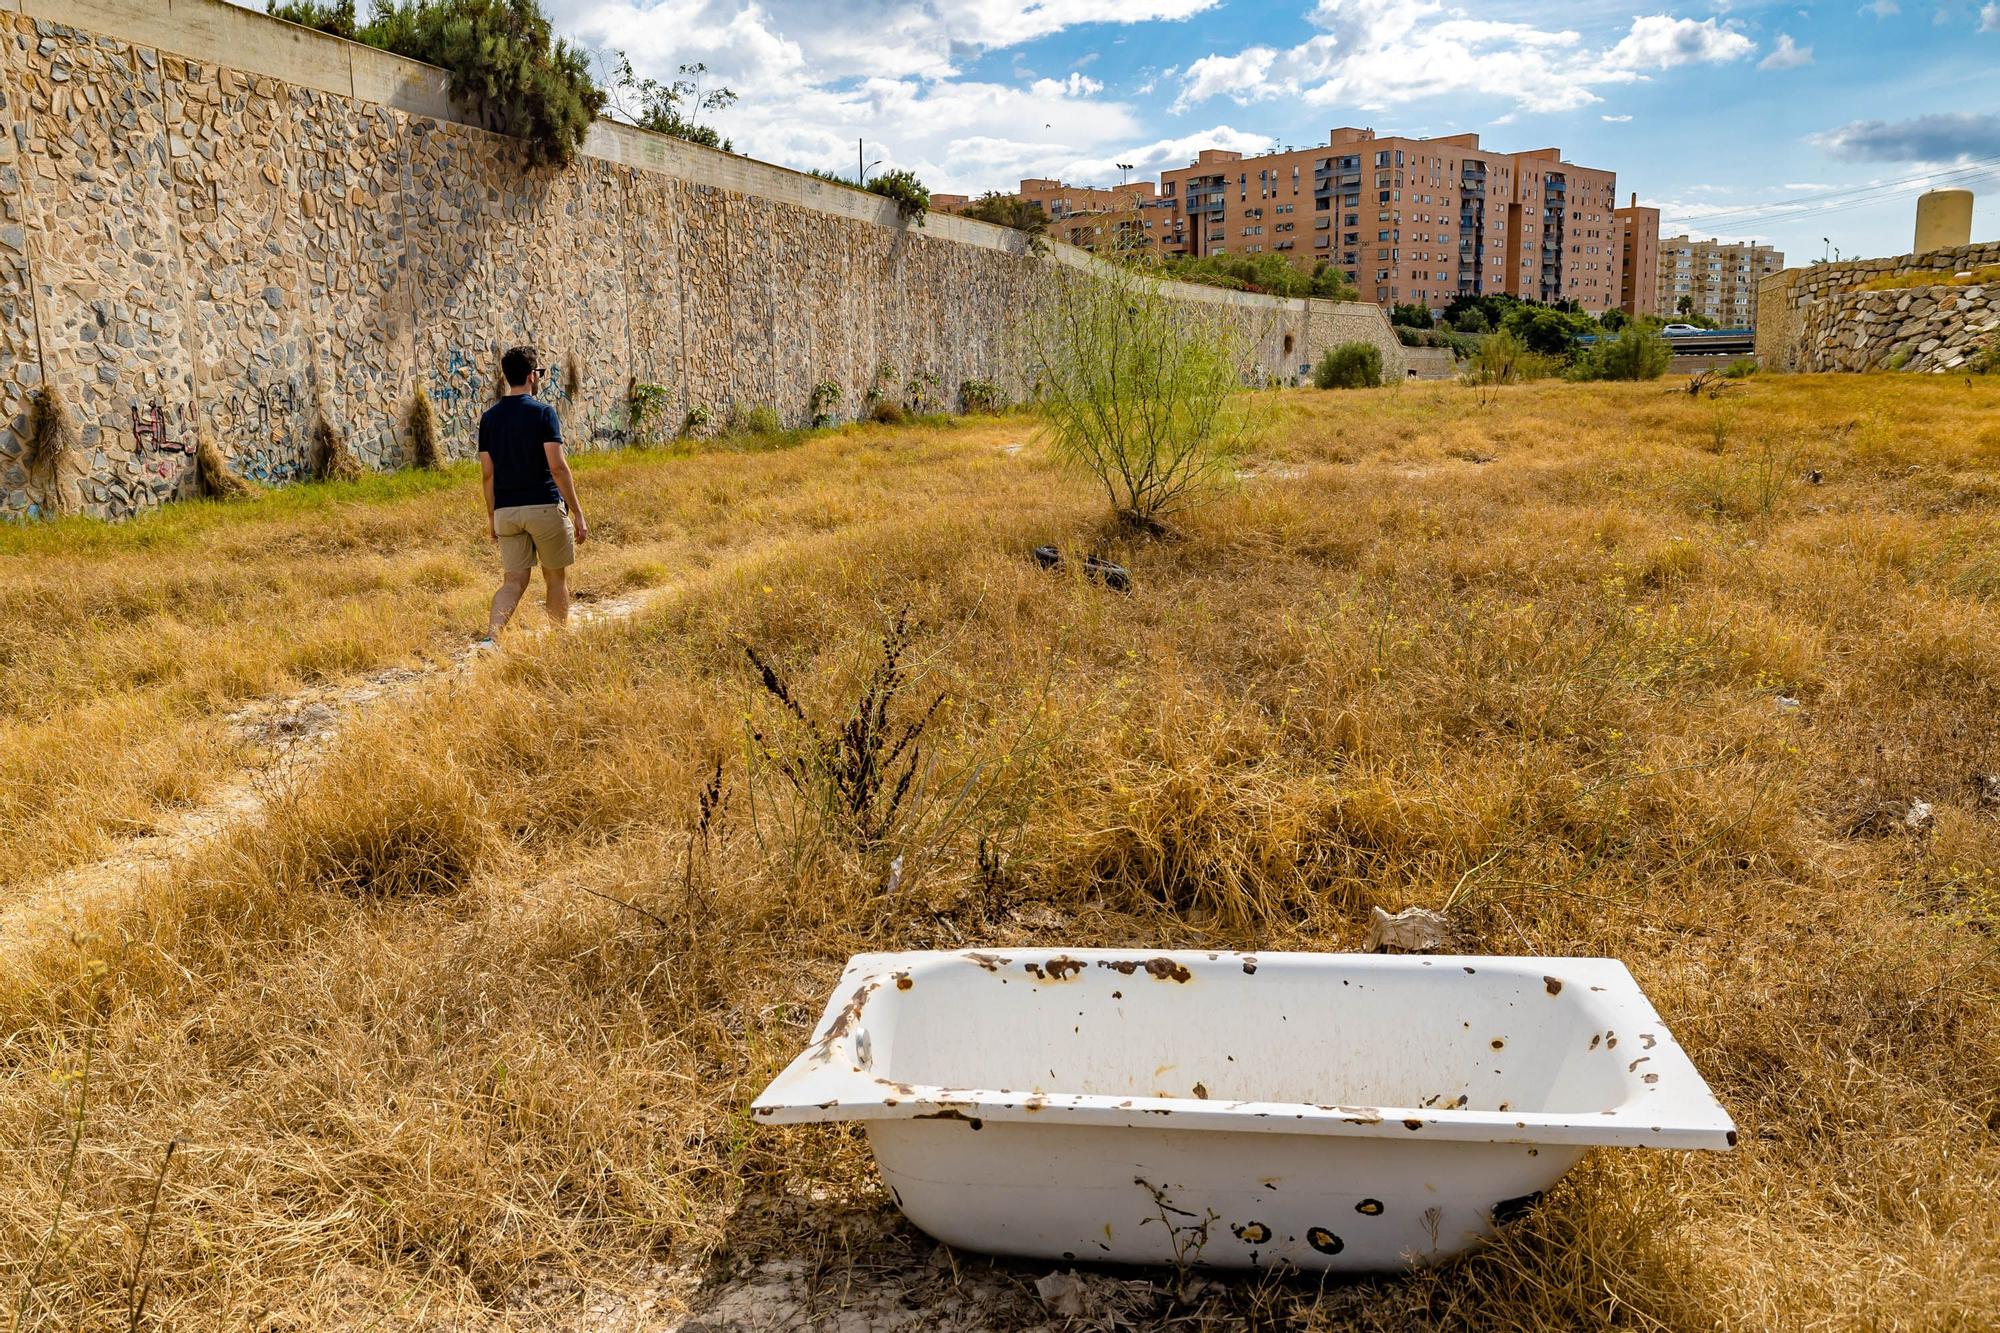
[478,395,564,509]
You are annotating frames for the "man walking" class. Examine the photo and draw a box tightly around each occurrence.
[478,345,588,644]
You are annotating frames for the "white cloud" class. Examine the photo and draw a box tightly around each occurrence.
[1601,112,1633,121]
[1981,2,2000,31]
[1031,73,1105,98]
[529,0,1235,193]
[1859,0,1899,16]
[1602,15,1755,69]
[1759,32,1813,68]
[1172,2,1758,116]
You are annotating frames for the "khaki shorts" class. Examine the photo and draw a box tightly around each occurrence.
[494,503,575,573]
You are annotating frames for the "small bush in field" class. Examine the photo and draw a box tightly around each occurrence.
[1313,342,1383,389]
[1035,264,1249,531]
[1568,325,1671,381]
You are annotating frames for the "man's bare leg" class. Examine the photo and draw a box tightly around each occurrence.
[544,566,570,627]
[487,569,532,639]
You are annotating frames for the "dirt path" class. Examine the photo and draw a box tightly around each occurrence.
[0,585,660,954]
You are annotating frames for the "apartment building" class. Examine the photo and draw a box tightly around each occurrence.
[1156,128,1623,312]
[1613,193,1661,318]
[1656,235,1785,327]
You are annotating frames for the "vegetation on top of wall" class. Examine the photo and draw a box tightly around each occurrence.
[1856,264,2000,293]
[1394,326,1480,357]
[955,193,1051,255]
[267,0,604,166]
[607,57,737,152]
[865,170,931,225]
[1153,253,1358,302]
[1388,302,1433,328]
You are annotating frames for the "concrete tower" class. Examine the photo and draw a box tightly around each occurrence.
[1914,188,1974,252]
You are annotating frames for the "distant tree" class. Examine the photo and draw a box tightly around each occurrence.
[1308,263,1360,302]
[268,0,357,37]
[1599,306,1629,333]
[609,56,736,151]
[1676,295,1696,317]
[1502,306,1584,359]
[1450,306,1491,334]
[1389,302,1434,329]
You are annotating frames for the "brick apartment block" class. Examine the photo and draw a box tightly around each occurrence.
[945,127,1629,315]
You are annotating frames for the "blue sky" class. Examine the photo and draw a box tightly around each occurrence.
[352,3,1996,261]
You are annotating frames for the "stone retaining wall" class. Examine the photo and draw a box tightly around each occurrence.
[1754,240,2000,372]
[1799,282,1998,373]
[0,0,1404,519]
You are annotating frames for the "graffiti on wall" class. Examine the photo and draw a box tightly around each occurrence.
[201,380,309,481]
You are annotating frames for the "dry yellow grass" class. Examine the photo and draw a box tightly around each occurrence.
[0,377,1996,1330]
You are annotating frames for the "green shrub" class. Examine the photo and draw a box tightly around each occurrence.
[867,169,930,224]
[1970,340,2000,375]
[1312,342,1383,389]
[1721,357,1760,379]
[1035,265,1249,530]
[808,379,841,427]
[680,403,711,436]
[959,379,1004,413]
[1389,302,1434,329]
[627,381,670,443]
[1567,325,1671,381]
[734,404,782,436]
[1464,329,1558,386]
[1450,307,1491,334]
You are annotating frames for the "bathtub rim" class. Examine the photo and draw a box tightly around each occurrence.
[751,949,1737,1152]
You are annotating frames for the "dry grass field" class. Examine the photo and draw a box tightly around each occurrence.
[1,375,1997,1331]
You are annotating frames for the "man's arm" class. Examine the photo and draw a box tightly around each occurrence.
[479,453,497,539]
[544,440,587,544]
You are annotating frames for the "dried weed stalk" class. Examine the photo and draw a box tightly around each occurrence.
[310,410,362,482]
[407,387,443,469]
[195,427,256,500]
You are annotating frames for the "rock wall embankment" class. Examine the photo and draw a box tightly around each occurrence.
[0,0,1404,519]
[1754,241,2000,373]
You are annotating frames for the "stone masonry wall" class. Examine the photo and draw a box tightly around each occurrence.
[1754,240,2000,372]
[1799,281,1998,373]
[0,0,1406,520]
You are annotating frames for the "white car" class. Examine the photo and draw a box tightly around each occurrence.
[1661,322,1703,335]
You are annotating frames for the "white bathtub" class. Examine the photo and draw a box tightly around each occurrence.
[753,949,1734,1272]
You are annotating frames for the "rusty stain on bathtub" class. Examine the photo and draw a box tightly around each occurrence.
[1231,1221,1272,1243]
[1306,1227,1345,1255]
[1356,1198,1384,1215]
[965,952,1007,972]
[916,1107,984,1129]
[1544,976,1563,995]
